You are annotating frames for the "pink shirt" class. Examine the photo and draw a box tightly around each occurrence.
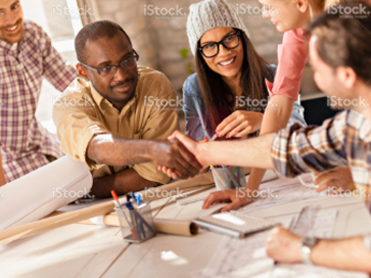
[265,29,308,101]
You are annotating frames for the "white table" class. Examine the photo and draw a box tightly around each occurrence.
[1,174,370,278]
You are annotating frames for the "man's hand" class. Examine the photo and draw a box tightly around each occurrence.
[158,131,209,179]
[314,166,356,194]
[215,111,263,138]
[266,226,303,263]
[152,138,202,179]
[202,189,253,212]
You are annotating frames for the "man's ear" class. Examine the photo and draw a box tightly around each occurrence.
[296,0,310,13]
[76,64,90,81]
[336,66,357,89]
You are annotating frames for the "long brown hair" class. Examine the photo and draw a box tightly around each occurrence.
[195,30,273,131]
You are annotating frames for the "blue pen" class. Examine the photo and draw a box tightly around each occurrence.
[125,196,142,240]
[136,193,141,206]
[131,192,141,206]
[125,201,144,239]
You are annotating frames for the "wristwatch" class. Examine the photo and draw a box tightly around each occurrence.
[364,233,371,251]
[300,237,319,265]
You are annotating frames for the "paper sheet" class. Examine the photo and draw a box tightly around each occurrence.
[192,217,365,278]
[0,156,92,230]
[192,180,346,278]
[191,231,272,278]
[240,183,324,213]
[301,209,338,238]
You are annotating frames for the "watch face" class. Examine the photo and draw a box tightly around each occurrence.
[303,237,318,248]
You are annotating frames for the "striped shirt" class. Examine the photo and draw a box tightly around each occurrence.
[271,109,371,190]
[0,20,78,182]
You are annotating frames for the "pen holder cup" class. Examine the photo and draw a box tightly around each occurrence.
[211,167,246,190]
[115,201,156,243]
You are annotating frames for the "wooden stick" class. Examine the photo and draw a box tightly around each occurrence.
[0,200,115,246]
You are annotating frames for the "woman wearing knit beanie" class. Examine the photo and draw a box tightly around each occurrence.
[179,0,306,210]
[192,0,356,212]
[183,0,306,143]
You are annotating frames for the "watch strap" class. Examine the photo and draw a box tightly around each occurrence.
[301,237,319,265]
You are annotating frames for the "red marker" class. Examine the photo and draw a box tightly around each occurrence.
[111,190,139,241]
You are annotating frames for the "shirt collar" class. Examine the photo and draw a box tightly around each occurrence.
[0,39,19,56]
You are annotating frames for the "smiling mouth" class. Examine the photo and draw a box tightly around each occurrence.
[218,57,236,66]
[5,24,20,33]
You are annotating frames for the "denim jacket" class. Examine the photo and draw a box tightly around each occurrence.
[182,65,307,141]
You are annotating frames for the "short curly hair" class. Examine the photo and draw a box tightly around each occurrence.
[75,20,132,63]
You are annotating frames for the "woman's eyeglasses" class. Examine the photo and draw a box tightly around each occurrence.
[198,31,241,58]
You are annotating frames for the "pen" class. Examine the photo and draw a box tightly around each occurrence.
[111,190,138,241]
[222,165,240,188]
[125,202,144,239]
[131,191,141,206]
[126,194,141,240]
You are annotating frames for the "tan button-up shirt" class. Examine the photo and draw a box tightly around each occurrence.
[53,67,178,184]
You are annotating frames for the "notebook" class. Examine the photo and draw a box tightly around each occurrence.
[193,211,280,238]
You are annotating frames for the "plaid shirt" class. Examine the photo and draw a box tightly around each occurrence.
[0,20,78,182]
[271,109,371,191]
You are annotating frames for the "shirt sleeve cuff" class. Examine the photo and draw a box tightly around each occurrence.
[270,124,306,177]
[265,78,299,101]
[80,131,110,170]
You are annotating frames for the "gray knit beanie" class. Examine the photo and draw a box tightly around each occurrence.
[186,0,250,56]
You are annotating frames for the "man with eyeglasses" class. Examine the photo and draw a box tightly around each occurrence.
[0,0,78,183]
[53,20,202,198]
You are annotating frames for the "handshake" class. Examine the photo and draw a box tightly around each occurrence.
[154,131,209,180]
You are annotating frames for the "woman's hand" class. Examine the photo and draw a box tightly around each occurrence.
[202,189,254,212]
[215,110,263,138]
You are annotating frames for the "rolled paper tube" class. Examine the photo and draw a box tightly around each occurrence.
[154,218,198,236]
[0,200,115,247]
[84,214,198,237]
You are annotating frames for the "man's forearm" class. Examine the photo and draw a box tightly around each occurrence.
[197,133,275,169]
[88,134,156,166]
[91,168,160,198]
[311,236,371,273]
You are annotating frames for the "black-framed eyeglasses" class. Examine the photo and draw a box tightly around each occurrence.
[79,49,139,77]
[198,31,241,58]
